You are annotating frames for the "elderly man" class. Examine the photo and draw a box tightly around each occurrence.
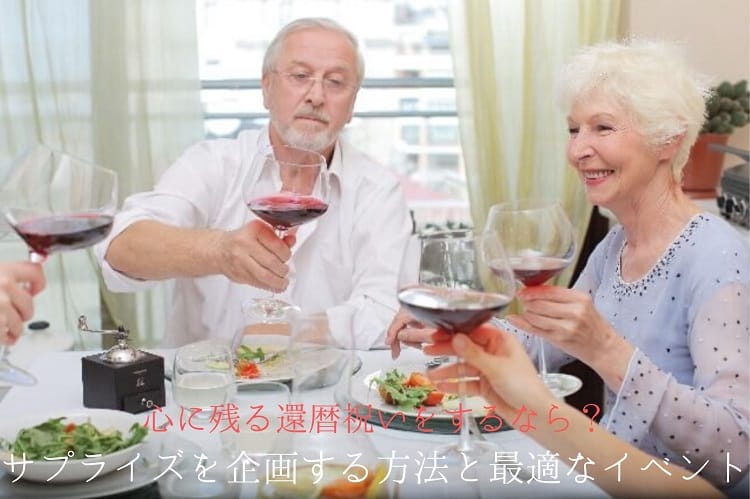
[96,18,411,349]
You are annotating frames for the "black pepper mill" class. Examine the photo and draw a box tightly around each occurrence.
[79,315,165,413]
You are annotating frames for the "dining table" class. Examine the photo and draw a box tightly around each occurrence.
[0,345,609,499]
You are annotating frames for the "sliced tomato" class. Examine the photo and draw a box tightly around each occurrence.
[404,372,431,388]
[64,423,77,433]
[236,360,260,379]
[422,390,445,406]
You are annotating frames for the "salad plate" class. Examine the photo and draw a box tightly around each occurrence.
[0,433,177,498]
[230,334,362,387]
[165,335,363,388]
[0,408,147,484]
[346,363,511,434]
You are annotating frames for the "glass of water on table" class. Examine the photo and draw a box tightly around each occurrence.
[172,340,236,419]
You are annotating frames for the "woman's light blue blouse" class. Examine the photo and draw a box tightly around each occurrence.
[499,213,749,487]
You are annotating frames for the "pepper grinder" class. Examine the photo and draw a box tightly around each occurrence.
[79,315,165,413]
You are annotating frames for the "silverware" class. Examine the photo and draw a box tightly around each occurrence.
[425,355,450,369]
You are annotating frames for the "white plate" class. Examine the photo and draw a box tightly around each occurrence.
[233,335,293,384]
[0,432,169,498]
[230,335,362,387]
[544,373,584,399]
[0,409,147,484]
[351,363,492,420]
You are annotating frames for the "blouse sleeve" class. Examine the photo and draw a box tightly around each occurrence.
[607,280,750,487]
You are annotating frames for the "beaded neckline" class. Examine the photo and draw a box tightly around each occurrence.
[613,214,707,298]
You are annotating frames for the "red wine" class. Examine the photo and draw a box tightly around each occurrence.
[13,214,114,256]
[398,286,512,333]
[248,194,328,230]
[508,256,569,287]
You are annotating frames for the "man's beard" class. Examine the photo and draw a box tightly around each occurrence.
[271,118,336,153]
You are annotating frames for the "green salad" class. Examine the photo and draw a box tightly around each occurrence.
[0,417,148,460]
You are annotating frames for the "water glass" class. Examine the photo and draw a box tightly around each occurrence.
[221,381,291,460]
[172,340,236,418]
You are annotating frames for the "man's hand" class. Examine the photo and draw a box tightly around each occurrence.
[385,308,435,359]
[216,220,296,292]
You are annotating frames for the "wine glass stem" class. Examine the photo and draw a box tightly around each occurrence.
[267,228,288,302]
[537,337,548,378]
[29,251,46,264]
[457,358,472,453]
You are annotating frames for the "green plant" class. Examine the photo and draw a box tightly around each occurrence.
[702,80,750,134]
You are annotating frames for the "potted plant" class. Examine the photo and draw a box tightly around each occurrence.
[682,79,750,198]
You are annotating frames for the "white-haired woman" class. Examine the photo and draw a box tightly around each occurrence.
[508,39,749,488]
[388,39,749,489]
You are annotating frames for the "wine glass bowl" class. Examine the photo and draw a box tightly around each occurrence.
[1,146,118,263]
[242,144,330,322]
[484,199,582,398]
[0,145,118,385]
[397,230,516,461]
[245,144,329,236]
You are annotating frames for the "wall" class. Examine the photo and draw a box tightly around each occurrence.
[626,0,750,165]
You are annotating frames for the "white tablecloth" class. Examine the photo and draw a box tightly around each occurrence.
[0,348,609,498]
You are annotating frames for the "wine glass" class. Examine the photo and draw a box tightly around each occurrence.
[397,230,516,462]
[0,145,118,385]
[171,340,236,419]
[484,199,582,398]
[242,144,330,322]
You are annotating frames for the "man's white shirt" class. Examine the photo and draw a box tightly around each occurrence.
[95,128,412,349]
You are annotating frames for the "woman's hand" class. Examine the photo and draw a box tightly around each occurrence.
[424,325,553,421]
[509,285,633,389]
[384,309,434,359]
[0,262,46,345]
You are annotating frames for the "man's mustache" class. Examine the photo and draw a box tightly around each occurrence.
[294,109,330,124]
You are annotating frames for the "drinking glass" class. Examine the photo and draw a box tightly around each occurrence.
[258,312,387,499]
[172,340,236,419]
[484,199,582,397]
[242,144,330,322]
[221,381,290,457]
[397,231,516,462]
[0,145,118,385]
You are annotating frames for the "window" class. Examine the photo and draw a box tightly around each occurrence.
[196,0,469,229]
[400,124,420,145]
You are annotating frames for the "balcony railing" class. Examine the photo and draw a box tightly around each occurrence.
[201,77,457,120]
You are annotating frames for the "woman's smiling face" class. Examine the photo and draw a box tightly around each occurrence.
[566,94,669,210]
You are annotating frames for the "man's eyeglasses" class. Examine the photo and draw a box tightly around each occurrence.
[273,70,354,95]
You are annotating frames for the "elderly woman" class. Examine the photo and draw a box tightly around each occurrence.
[388,39,749,488]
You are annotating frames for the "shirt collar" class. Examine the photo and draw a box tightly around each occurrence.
[258,125,344,183]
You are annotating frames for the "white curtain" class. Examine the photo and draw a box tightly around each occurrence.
[449,0,623,283]
[0,0,204,347]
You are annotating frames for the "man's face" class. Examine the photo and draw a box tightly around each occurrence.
[262,27,359,158]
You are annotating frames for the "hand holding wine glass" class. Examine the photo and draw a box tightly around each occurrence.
[397,230,515,461]
[0,145,117,385]
[484,199,582,398]
[242,144,329,322]
[0,262,46,344]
